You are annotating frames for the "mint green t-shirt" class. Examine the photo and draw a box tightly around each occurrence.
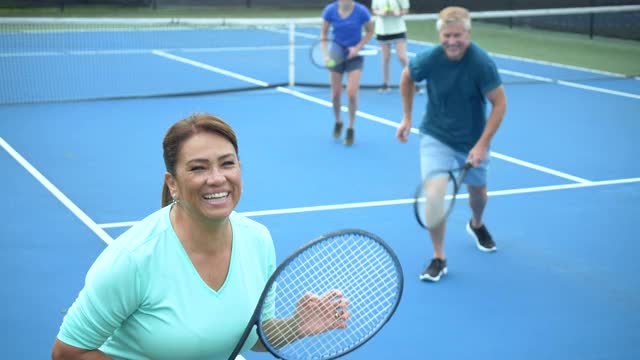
[57,206,276,359]
[372,0,409,35]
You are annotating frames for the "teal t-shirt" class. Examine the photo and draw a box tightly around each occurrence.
[409,42,502,152]
[57,206,276,360]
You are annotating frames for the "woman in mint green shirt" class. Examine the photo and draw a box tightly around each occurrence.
[52,114,349,359]
[371,0,410,92]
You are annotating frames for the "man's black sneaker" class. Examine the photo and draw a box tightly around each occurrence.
[466,221,497,252]
[420,258,448,282]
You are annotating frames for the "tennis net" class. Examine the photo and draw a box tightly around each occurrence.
[1,4,638,105]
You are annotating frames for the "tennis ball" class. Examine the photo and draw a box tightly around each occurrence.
[327,59,336,68]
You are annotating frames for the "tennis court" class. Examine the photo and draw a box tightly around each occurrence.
[1,6,639,360]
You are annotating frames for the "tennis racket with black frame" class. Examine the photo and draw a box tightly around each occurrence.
[310,39,378,70]
[227,229,404,360]
[413,162,473,230]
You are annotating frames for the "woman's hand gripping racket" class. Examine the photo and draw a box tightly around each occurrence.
[310,39,378,69]
[228,229,403,360]
[414,162,474,229]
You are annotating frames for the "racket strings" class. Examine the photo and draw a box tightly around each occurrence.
[284,240,399,338]
[267,239,395,345]
[265,246,348,349]
[417,171,459,229]
[424,176,452,228]
[276,235,387,298]
[262,233,402,359]
[311,40,346,69]
[271,266,397,356]
[276,237,397,314]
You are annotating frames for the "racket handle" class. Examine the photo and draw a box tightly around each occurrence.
[455,162,474,190]
[227,321,256,360]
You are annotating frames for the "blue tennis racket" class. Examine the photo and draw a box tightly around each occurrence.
[227,229,403,360]
[310,39,378,69]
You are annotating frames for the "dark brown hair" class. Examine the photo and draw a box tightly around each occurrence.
[161,113,239,207]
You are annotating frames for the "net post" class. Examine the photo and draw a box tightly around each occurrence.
[588,0,594,39]
[288,22,295,87]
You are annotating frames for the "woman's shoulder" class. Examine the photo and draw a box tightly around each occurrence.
[229,212,271,239]
[113,206,174,254]
[229,212,275,257]
[322,2,337,19]
[355,2,371,16]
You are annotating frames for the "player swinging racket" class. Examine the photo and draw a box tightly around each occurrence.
[321,0,374,146]
[396,7,507,282]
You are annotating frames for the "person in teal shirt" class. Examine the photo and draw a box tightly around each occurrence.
[52,114,349,359]
[396,7,507,282]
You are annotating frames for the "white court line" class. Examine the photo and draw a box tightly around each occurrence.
[0,45,310,58]
[0,136,114,245]
[181,45,310,53]
[98,177,640,228]
[556,80,640,100]
[152,50,269,86]
[263,27,317,39]
[488,152,591,184]
[151,51,592,184]
[406,38,635,80]
[498,69,640,100]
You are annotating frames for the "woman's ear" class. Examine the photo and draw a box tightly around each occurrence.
[165,172,178,200]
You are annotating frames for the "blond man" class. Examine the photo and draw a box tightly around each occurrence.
[397,7,507,282]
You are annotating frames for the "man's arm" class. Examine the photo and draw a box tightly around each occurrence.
[468,85,507,165]
[396,67,415,143]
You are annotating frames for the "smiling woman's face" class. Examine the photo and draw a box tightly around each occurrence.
[167,132,242,223]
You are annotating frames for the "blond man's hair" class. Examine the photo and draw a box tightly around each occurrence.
[436,6,471,31]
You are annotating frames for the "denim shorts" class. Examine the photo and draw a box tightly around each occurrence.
[419,134,489,187]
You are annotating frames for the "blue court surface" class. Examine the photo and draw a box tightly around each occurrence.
[1,24,639,359]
